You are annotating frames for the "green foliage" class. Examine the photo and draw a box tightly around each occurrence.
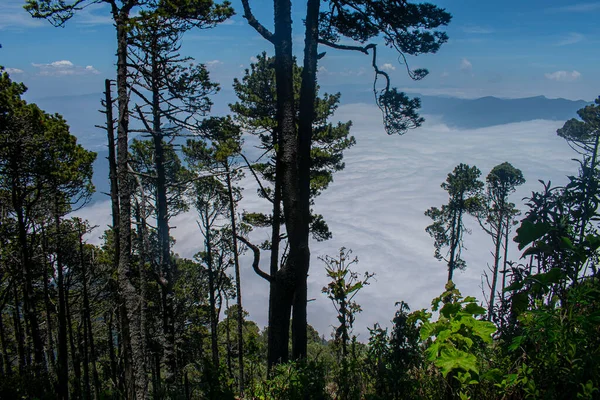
[321,248,373,357]
[321,248,372,400]
[414,282,496,398]
[317,0,451,135]
[425,164,484,278]
[365,301,422,399]
[503,278,600,398]
[249,360,330,400]
[231,52,355,242]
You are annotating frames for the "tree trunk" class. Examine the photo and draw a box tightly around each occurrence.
[292,0,320,362]
[225,166,244,392]
[269,0,296,369]
[0,311,10,376]
[66,275,82,400]
[13,199,45,373]
[104,77,121,397]
[78,223,100,399]
[487,218,503,321]
[41,224,57,376]
[106,311,118,391]
[447,208,458,282]
[115,11,147,399]
[55,209,70,400]
[225,297,233,379]
[205,213,220,369]
[12,285,25,373]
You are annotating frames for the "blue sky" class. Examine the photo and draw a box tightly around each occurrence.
[1,0,599,101]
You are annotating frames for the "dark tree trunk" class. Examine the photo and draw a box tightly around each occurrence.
[488,198,505,321]
[106,311,118,391]
[269,0,296,369]
[55,210,70,400]
[115,11,147,399]
[205,214,220,369]
[225,166,244,392]
[104,77,121,398]
[41,224,57,376]
[14,202,45,373]
[292,0,320,362]
[78,224,100,399]
[12,285,25,373]
[0,311,10,376]
[150,34,177,383]
[225,297,233,379]
[66,276,82,400]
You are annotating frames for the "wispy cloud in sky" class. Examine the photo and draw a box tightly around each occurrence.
[31,60,100,76]
[460,58,473,75]
[381,63,396,72]
[5,67,24,74]
[0,2,43,30]
[205,60,223,68]
[462,25,494,34]
[545,70,582,82]
[547,2,600,12]
[555,32,584,46]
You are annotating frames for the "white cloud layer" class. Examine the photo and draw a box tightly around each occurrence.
[75,104,578,339]
[545,70,582,82]
[381,63,396,72]
[31,60,100,76]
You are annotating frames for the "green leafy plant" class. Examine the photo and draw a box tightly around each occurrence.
[414,282,496,399]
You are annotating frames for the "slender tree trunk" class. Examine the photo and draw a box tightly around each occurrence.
[106,311,118,391]
[55,209,70,400]
[104,78,121,397]
[82,308,91,400]
[66,277,82,400]
[205,214,220,369]
[447,209,458,282]
[501,214,511,301]
[78,224,100,399]
[225,297,233,379]
[115,11,147,399]
[267,131,283,373]
[13,201,45,373]
[269,0,296,369]
[224,166,245,392]
[150,36,177,382]
[292,0,320,362]
[0,311,9,376]
[41,224,57,376]
[12,285,25,373]
[487,218,503,321]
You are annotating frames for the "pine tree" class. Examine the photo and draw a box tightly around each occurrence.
[240,0,451,365]
[425,164,484,282]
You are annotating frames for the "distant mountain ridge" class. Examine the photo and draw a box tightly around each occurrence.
[329,86,590,129]
[419,95,589,129]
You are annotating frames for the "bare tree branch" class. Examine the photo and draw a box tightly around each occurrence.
[240,0,274,44]
[237,235,271,282]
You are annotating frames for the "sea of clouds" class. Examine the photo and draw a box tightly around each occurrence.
[76,102,577,340]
